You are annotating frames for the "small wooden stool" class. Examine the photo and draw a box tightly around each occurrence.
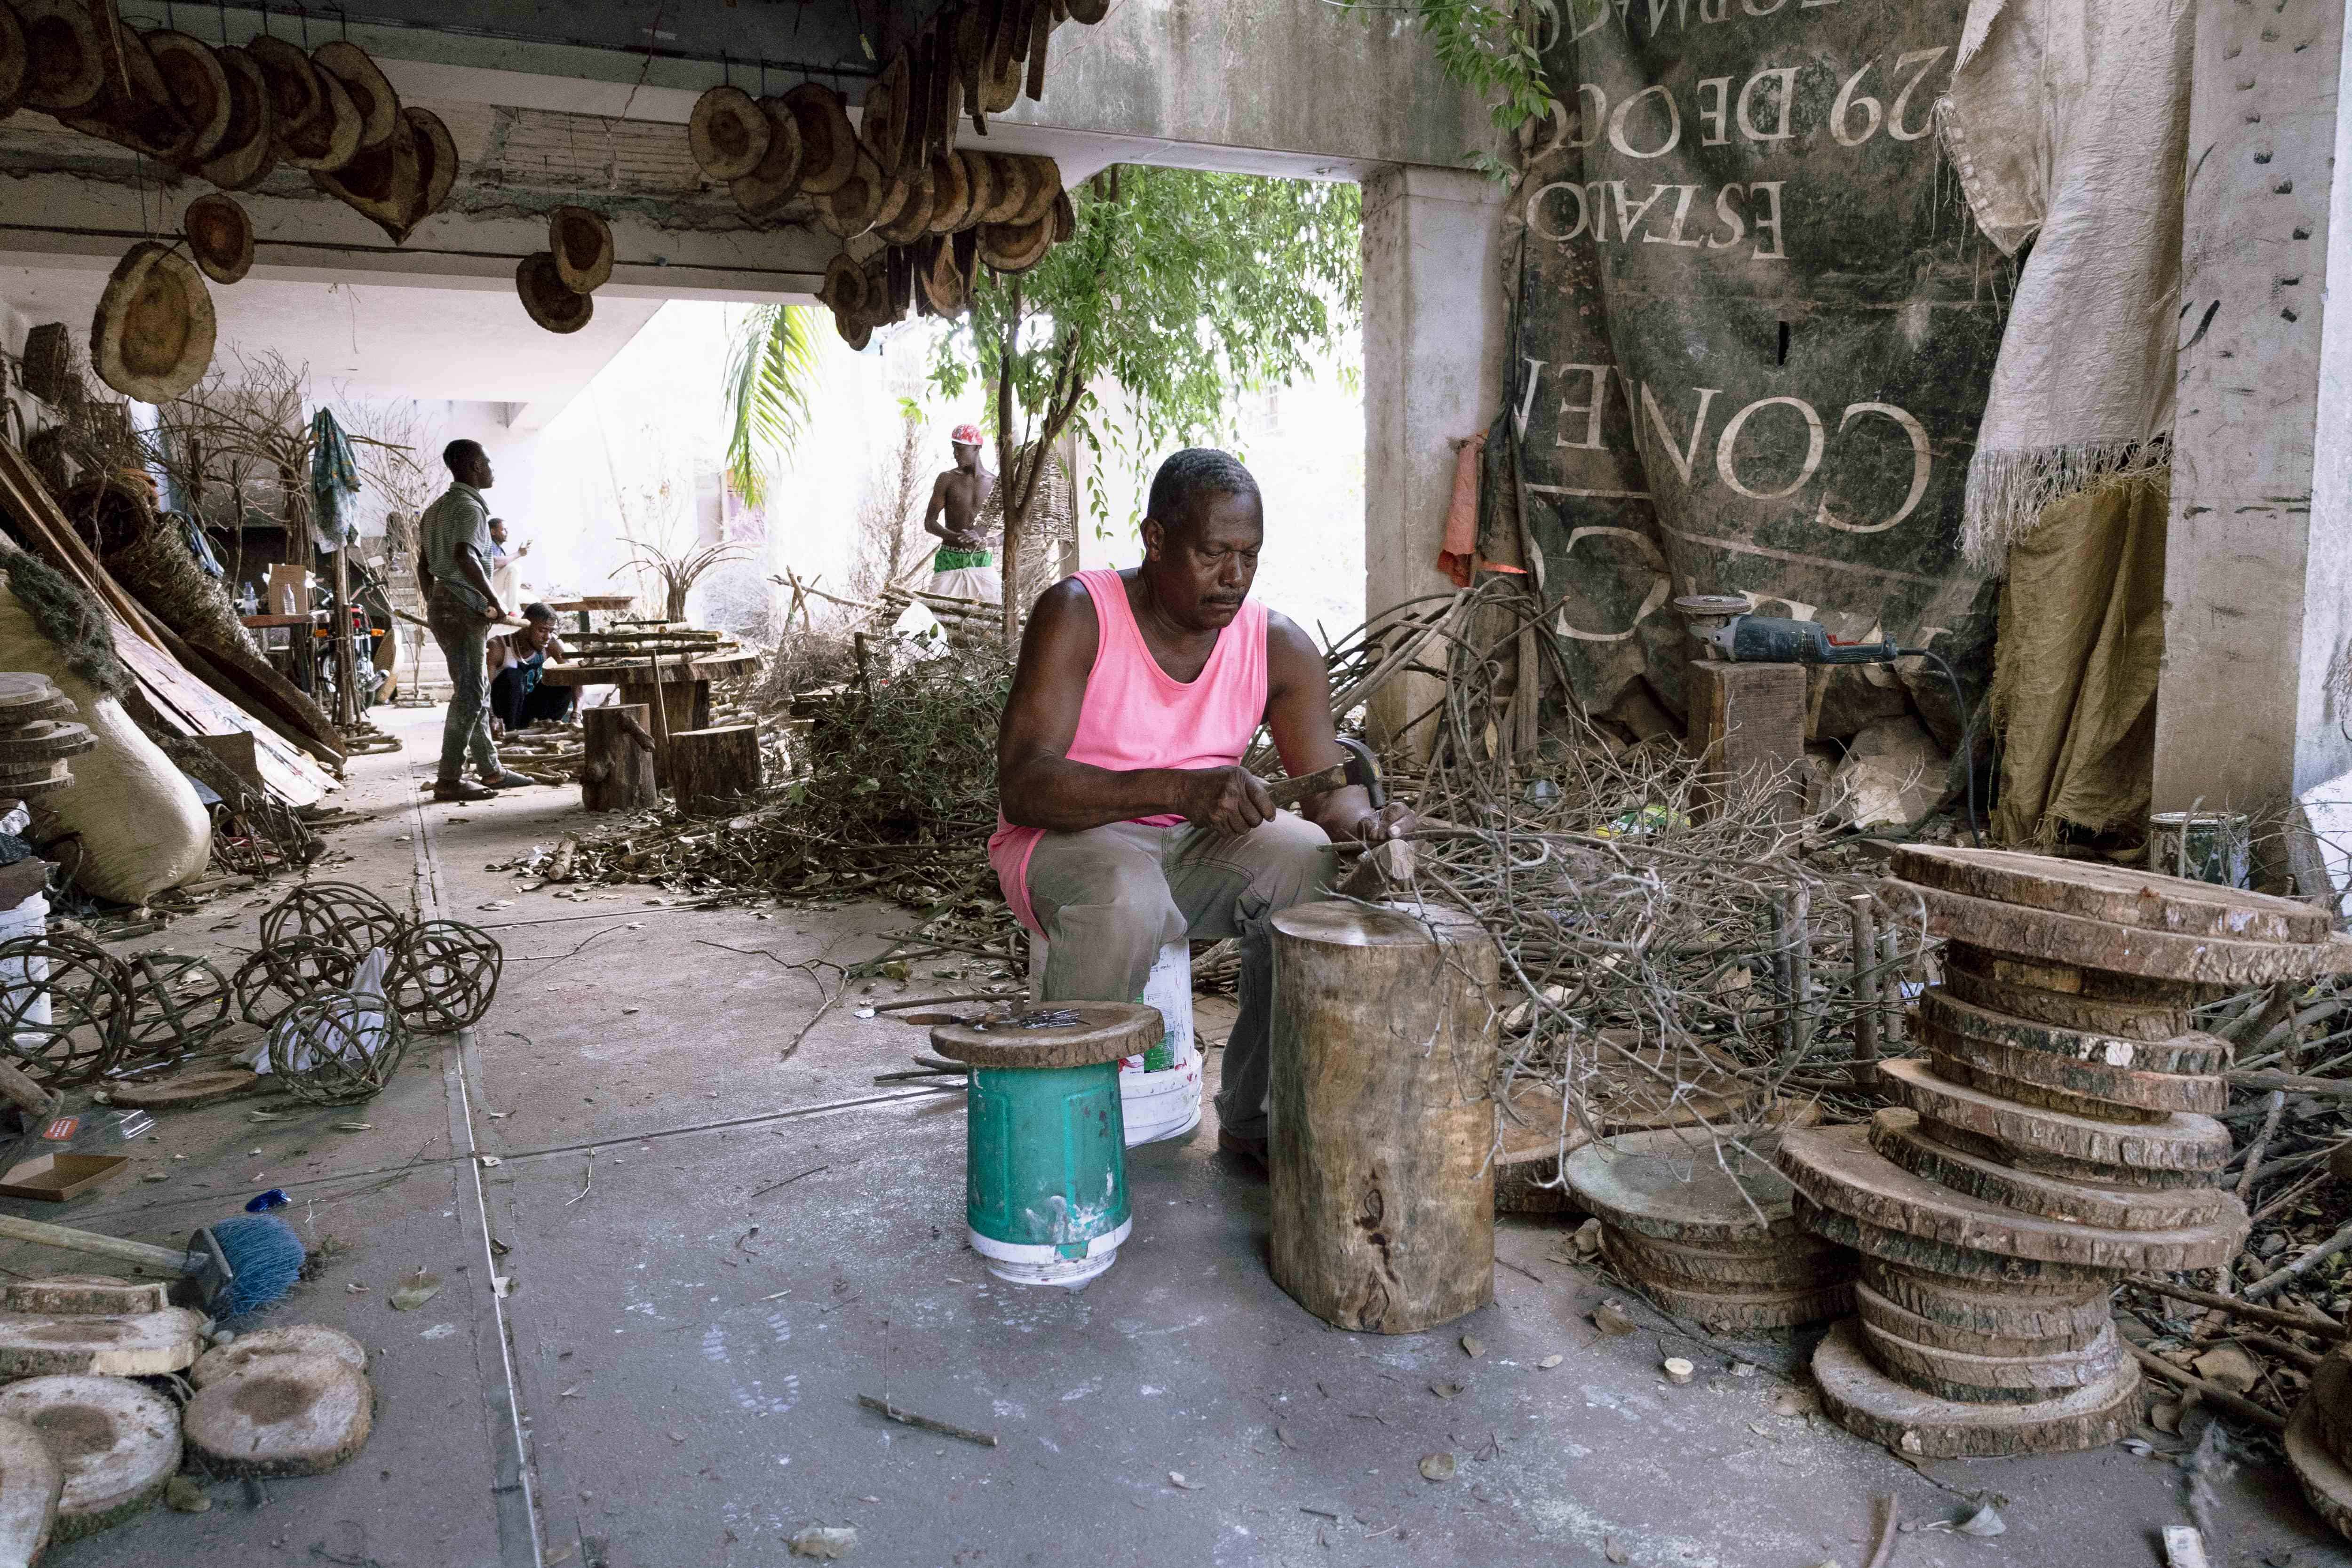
[930,1003,1163,1288]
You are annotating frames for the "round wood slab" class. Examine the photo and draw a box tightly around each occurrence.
[0,1278,169,1317]
[1942,942,2193,1039]
[0,723,93,764]
[1890,879,2352,986]
[1926,1049,2171,1124]
[2288,1397,2352,1543]
[1881,1059,2232,1176]
[1892,844,2334,945]
[183,1355,373,1477]
[1855,1278,2104,1359]
[193,1324,367,1389]
[105,1066,266,1110]
[1860,1315,2122,1404]
[1794,1194,2116,1294]
[1601,1226,1848,1290]
[1916,1114,2209,1193]
[0,1309,205,1380]
[2308,1349,2352,1469]
[1778,1123,2243,1274]
[1561,1128,1804,1248]
[1813,1318,2142,1457]
[1922,1022,2223,1116]
[1628,1275,1854,1334]
[0,1415,58,1568]
[0,676,72,726]
[1857,1257,2113,1342]
[928,1003,1163,1068]
[0,1375,179,1541]
[1918,988,2230,1075]
[1869,1110,2229,1233]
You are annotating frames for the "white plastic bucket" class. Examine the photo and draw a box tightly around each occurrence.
[0,893,49,1034]
[1027,936,1203,1147]
[969,1217,1134,1288]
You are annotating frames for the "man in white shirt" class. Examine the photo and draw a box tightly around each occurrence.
[417,441,532,801]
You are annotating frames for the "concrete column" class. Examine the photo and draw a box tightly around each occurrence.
[2153,0,2351,815]
[1360,165,1508,752]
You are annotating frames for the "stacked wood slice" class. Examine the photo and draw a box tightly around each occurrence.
[685,0,1097,348]
[2288,1346,2352,1540]
[516,206,614,335]
[0,673,92,809]
[1777,846,2348,1458]
[1563,1128,1857,1334]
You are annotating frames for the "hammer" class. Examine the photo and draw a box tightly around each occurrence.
[1263,736,1384,811]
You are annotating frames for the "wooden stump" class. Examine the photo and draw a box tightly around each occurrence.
[581,704,658,812]
[1268,900,1499,1334]
[617,676,710,783]
[1687,658,1806,822]
[668,724,761,814]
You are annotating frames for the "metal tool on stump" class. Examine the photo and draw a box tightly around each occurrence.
[928,1003,1163,1289]
[1268,900,1499,1333]
[1261,735,1383,812]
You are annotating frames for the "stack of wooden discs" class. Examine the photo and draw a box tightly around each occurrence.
[0,675,92,808]
[1777,846,2345,1457]
[2289,1348,2352,1539]
[1563,1128,1857,1333]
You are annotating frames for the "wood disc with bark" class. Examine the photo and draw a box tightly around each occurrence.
[784,83,858,195]
[2309,1350,2352,1467]
[1854,1278,2104,1359]
[862,48,909,171]
[144,32,233,162]
[1860,1315,2122,1404]
[1601,1227,1847,1290]
[1925,1049,2171,1125]
[1268,901,1499,1335]
[729,95,808,217]
[0,721,92,764]
[811,151,885,238]
[1880,1058,2231,1177]
[929,1002,1160,1069]
[1563,1126,1807,1248]
[0,675,70,724]
[1891,878,2352,987]
[1812,1319,2142,1457]
[196,45,278,191]
[0,1279,169,1318]
[183,1355,372,1477]
[192,1324,366,1389]
[1893,844,2333,945]
[1856,1256,2112,1343]
[0,1375,178,1541]
[1777,1123,2245,1275]
[1918,988,2227,1075]
[105,1065,264,1110]
[1795,1194,2122,1295]
[1923,1021,2225,1117]
[580,704,658,813]
[689,84,770,180]
[0,1310,205,1380]
[0,1414,56,1566]
[1630,1275,1854,1332]
[978,214,1054,274]
[2288,1399,2352,1542]
[1868,1109,2226,1232]
[667,724,759,815]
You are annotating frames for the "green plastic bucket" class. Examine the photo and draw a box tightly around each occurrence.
[966,1061,1132,1288]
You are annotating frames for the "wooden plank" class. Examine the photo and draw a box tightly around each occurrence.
[1880,1058,2231,1176]
[111,626,333,806]
[1891,879,2352,986]
[1812,1318,2143,1457]
[1869,1109,2228,1232]
[1777,1123,2245,1275]
[1892,844,2333,944]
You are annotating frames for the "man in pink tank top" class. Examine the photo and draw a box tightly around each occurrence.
[993,449,1413,1170]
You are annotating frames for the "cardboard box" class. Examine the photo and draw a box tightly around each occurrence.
[0,1153,127,1202]
[266,563,309,617]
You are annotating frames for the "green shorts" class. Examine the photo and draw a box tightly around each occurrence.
[933,548,995,572]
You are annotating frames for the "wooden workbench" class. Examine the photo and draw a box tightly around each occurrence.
[537,651,759,783]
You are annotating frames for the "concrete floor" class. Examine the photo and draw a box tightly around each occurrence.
[15,701,2346,1568]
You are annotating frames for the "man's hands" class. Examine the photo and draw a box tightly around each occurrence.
[1182,766,1276,836]
[1351,801,1417,844]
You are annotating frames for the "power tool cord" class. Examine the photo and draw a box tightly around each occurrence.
[1899,647,1982,848]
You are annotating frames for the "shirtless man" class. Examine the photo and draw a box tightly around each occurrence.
[922,423,1001,605]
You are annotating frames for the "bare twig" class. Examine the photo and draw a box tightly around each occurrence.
[856,1393,998,1448]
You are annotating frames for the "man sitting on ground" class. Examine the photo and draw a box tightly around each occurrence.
[991,448,1412,1169]
[418,439,532,801]
[487,603,574,736]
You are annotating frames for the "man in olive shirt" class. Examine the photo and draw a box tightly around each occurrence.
[417,440,532,802]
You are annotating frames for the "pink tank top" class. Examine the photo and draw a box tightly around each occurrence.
[989,569,1270,932]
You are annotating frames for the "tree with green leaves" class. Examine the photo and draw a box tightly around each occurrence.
[929,165,1362,646]
[722,302,822,511]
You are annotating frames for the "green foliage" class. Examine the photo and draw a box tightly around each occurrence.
[723,303,821,510]
[929,167,1362,529]
[1333,0,1560,160]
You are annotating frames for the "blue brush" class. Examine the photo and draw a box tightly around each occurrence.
[0,1209,306,1318]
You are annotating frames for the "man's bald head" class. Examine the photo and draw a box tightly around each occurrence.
[1140,448,1262,634]
[443,439,493,489]
[1146,448,1259,544]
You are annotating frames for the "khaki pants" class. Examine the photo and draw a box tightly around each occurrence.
[426,589,501,784]
[1024,815,1335,1141]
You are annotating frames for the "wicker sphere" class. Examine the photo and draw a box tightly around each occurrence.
[387,920,502,1034]
[265,988,409,1105]
[258,882,407,958]
[234,938,363,1030]
[0,933,132,1086]
[122,953,232,1063]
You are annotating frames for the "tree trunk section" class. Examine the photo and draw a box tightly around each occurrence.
[667,724,760,815]
[615,677,708,785]
[581,703,658,812]
[1268,900,1500,1333]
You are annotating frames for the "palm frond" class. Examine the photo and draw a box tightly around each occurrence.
[723,303,821,510]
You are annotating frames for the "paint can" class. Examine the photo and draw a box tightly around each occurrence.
[2148,811,2252,890]
[965,1062,1132,1287]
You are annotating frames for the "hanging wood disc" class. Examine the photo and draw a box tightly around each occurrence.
[515,253,592,334]
[310,40,398,150]
[873,168,936,245]
[0,1309,206,1380]
[0,1279,170,1318]
[183,1355,373,1477]
[1891,877,2352,987]
[191,1324,366,1389]
[1879,1057,2231,1177]
[89,241,215,403]
[1868,1108,2227,1232]
[811,151,885,238]
[196,45,278,192]
[919,236,967,316]
[978,214,1053,273]
[1812,1318,2141,1457]
[1857,1255,2113,1343]
[1008,154,1060,226]
[928,1002,1162,1069]
[0,1374,179,1542]
[16,0,102,114]
[957,149,1000,230]
[819,252,868,319]
[0,1415,57,1568]
[1855,1278,2104,1360]
[926,150,973,233]
[973,151,1032,224]
[690,84,771,180]
[1893,844,2333,945]
[862,48,909,173]
[53,22,193,160]
[1053,187,1075,242]
[728,94,806,217]
[784,82,858,196]
[310,115,422,243]
[183,193,254,285]
[406,105,459,217]
[1777,1122,2244,1275]
[143,31,232,162]
[1942,943,2192,1041]
[548,206,613,294]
